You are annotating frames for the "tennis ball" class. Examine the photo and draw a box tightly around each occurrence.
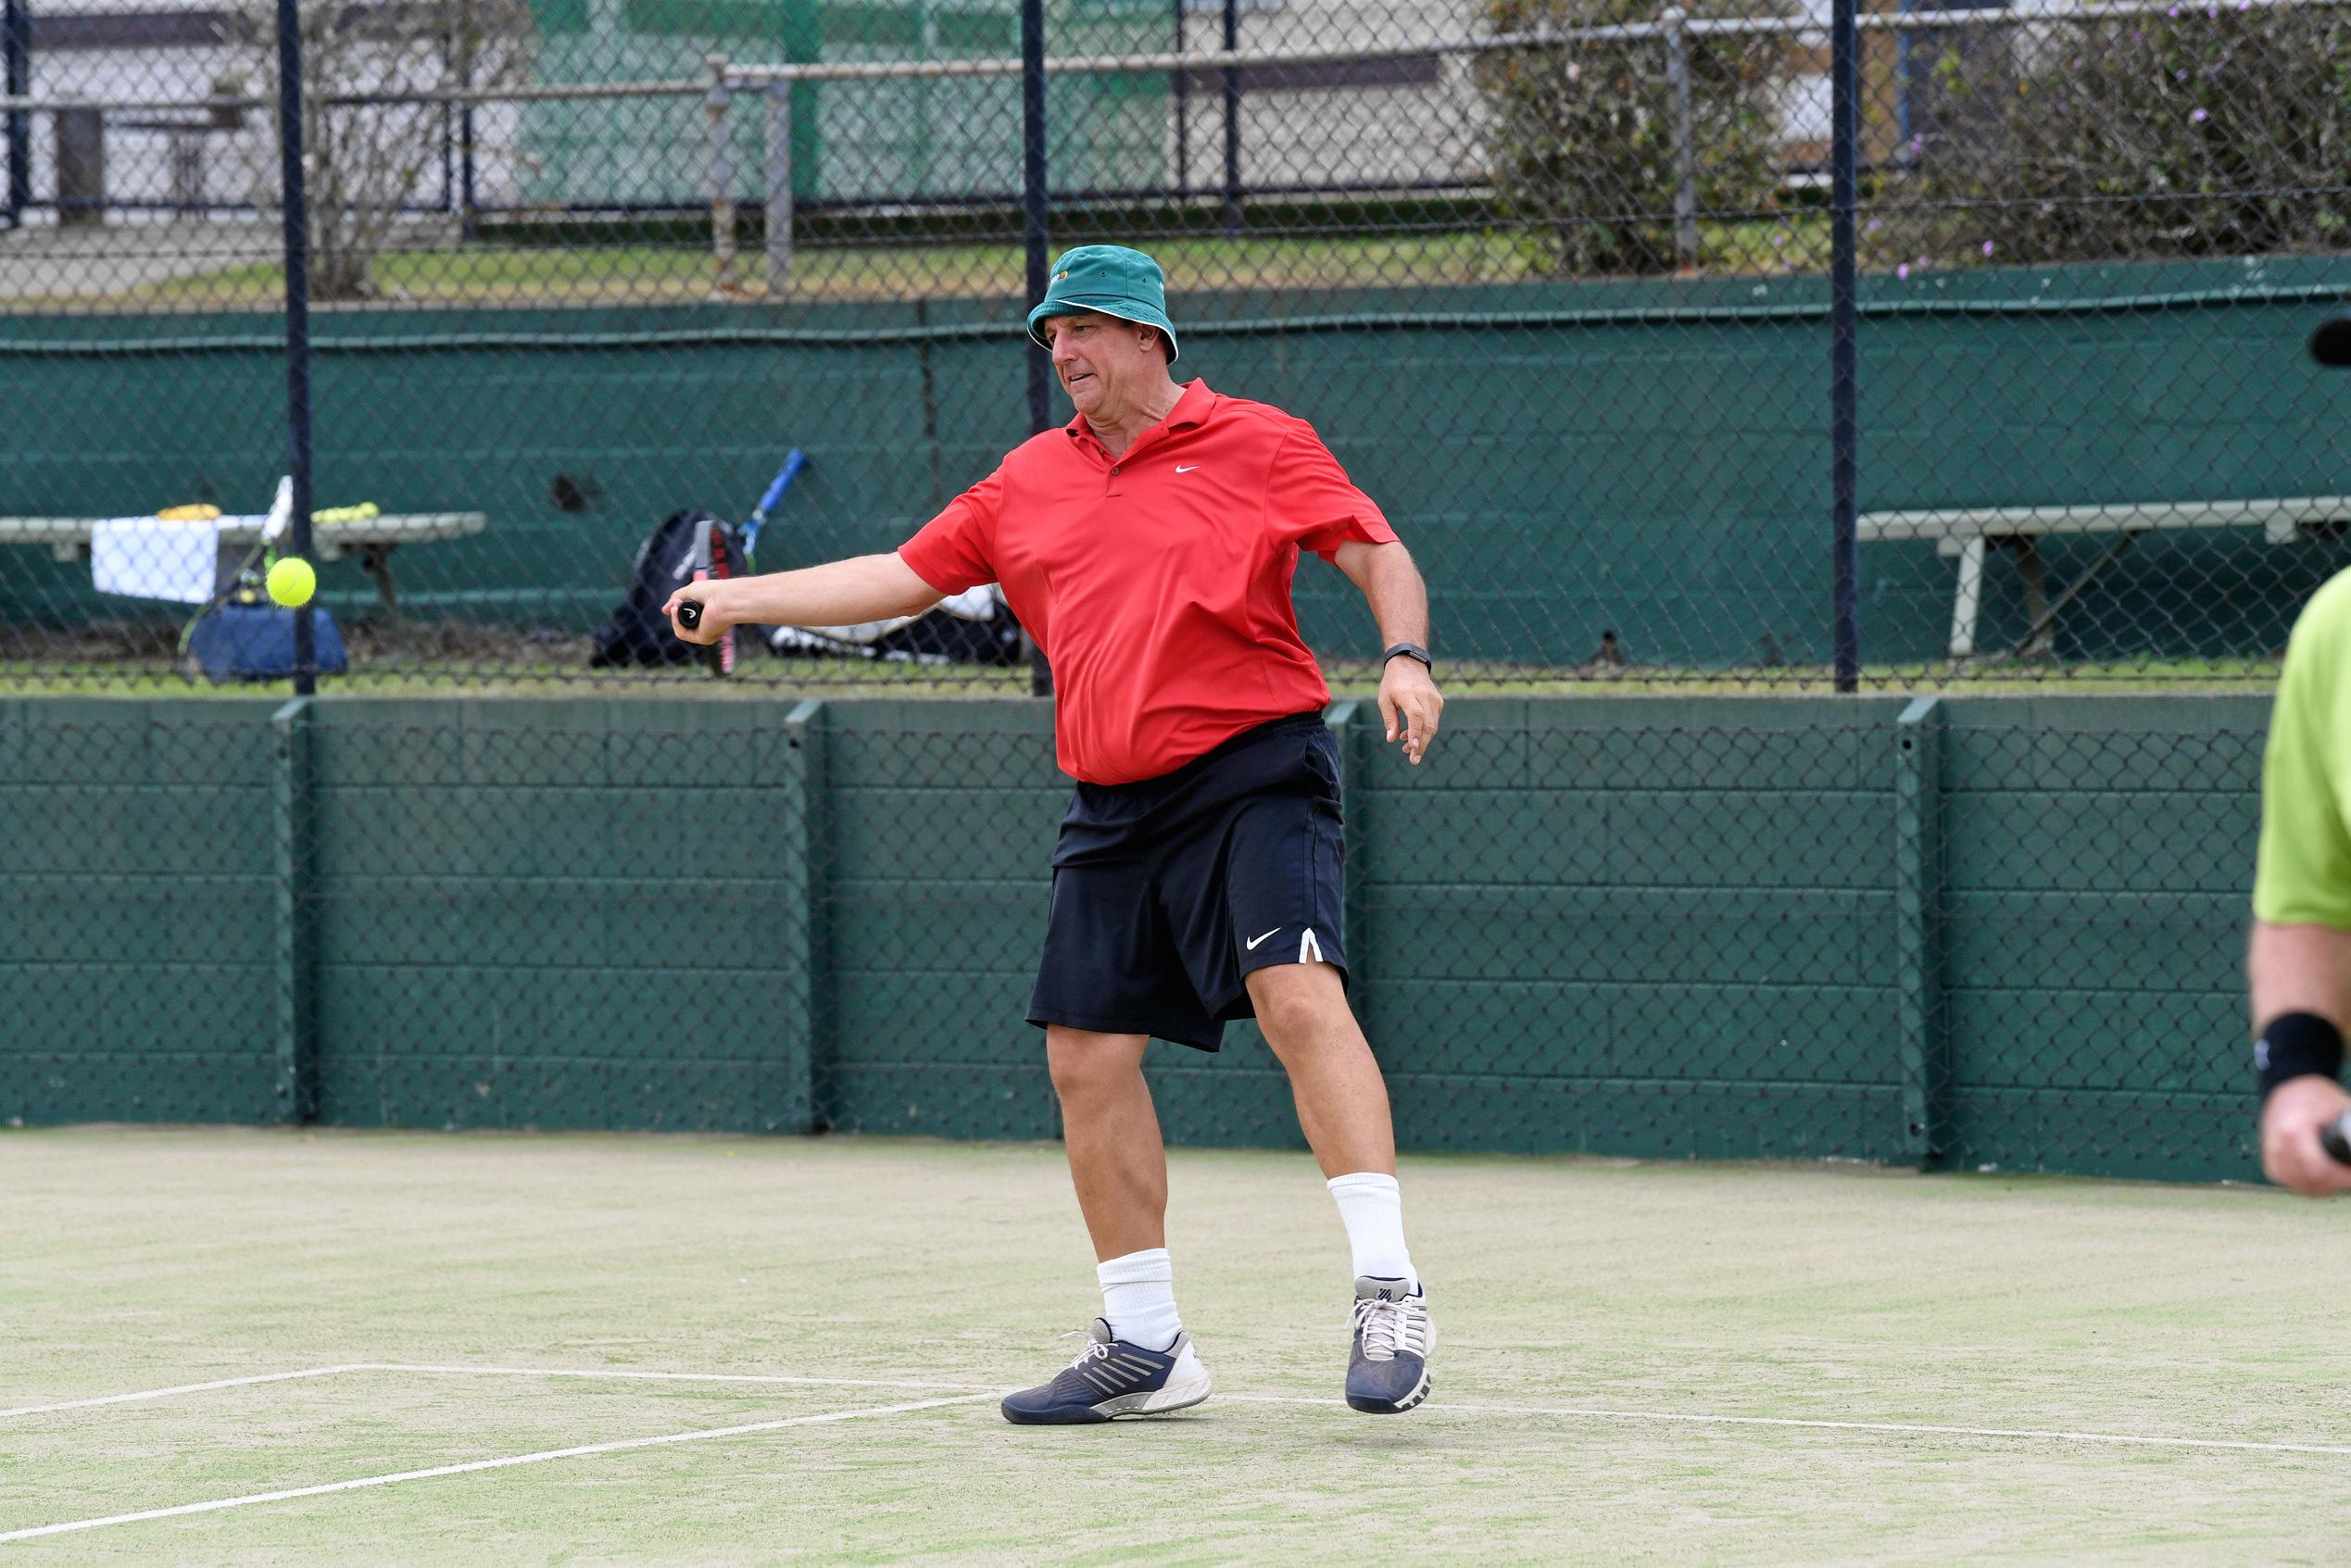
[266,557,316,608]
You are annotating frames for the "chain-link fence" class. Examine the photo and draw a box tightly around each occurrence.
[0,702,2263,1179]
[4,0,2348,690]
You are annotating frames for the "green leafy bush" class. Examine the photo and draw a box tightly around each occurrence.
[1475,0,1797,278]
[1900,4,2351,265]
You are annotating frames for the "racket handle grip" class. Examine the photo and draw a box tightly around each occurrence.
[757,449,808,517]
[2321,1111,2351,1168]
[676,600,702,631]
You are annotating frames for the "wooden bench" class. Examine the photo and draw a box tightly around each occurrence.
[0,511,488,616]
[1854,497,2351,659]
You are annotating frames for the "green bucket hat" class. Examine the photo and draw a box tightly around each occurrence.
[1025,245,1180,364]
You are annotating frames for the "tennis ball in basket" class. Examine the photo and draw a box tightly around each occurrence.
[266,558,316,608]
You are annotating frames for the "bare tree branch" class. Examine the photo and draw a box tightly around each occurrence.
[221,0,534,300]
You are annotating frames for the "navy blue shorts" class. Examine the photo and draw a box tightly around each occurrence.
[1027,711,1349,1052]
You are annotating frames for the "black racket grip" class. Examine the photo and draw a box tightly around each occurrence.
[2321,1111,2351,1168]
[676,600,702,631]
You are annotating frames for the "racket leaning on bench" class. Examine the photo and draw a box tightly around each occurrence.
[677,450,808,669]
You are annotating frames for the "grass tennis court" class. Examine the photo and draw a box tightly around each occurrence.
[8,1127,2351,1563]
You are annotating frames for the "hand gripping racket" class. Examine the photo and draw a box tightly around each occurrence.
[677,450,808,655]
[685,511,732,677]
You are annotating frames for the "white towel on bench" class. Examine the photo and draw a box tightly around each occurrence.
[90,516,223,603]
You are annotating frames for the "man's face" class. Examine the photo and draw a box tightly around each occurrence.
[1045,311,1163,421]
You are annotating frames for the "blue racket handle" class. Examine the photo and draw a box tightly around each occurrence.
[676,601,702,630]
[756,449,809,519]
[743,449,808,559]
[2322,1110,2351,1167]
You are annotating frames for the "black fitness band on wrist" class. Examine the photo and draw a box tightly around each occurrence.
[2255,1011,2346,1102]
[1383,642,1432,672]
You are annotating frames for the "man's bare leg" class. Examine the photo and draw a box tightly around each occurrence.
[1245,962,1396,1178]
[999,1026,1210,1424]
[1045,1025,1167,1259]
[1246,960,1432,1414]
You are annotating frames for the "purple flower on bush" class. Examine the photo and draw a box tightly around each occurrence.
[2191,107,2208,121]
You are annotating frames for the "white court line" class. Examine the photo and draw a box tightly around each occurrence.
[377,1368,2351,1458]
[0,1392,997,1544]
[0,1367,365,1420]
[13,1361,2349,1547]
[1214,1394,2351,1459]
[354,1362,1003,1395]
[0,1364,1001,1424]
[21,1361,2351,1459]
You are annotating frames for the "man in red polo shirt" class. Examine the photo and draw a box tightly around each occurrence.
[668,245,1444,1424]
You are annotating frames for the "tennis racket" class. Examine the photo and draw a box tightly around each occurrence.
[686,510,732,677]
[678,451,809,664]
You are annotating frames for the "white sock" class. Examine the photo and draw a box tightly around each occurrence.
[1327,1172,1417,1290]
[1097,1248,1182,1351]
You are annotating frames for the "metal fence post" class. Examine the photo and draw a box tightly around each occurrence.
[1894,696,1945,1165]
[456,15,477,242]
[763,77,793,295]
[274,0,316,696]
[1022,0,1054,697]
[1829,0,1861,691]
[3,0,27,228]
[1172,0,1189,194]
[1664,6,1699,272]
[782,700,829,1132]
[1220,0,1241,233]
[272,696,318,1123]
[707,54,735,287]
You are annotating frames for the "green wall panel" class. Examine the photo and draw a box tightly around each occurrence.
[0,694,2281,1180]
[1935,712,2266,1180]
[304,709,811,1133]
[0,705,283,1124]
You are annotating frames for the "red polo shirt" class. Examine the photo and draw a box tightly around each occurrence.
[899,380,1397,784]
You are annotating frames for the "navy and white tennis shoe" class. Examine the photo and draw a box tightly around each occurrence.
[1000,1318,1213,1424]
[1345,1276,1433,1413]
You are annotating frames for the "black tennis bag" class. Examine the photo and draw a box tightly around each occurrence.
[590,509,748,668]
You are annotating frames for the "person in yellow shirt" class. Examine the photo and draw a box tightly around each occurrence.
[2257,320,2351,1192]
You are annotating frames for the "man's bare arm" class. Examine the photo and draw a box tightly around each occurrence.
[665,551,943,646]
[2249,920,2351,1195]
[1333,538,1428,646]
[2249,920,2351,1029]
[1331,539,1442,765]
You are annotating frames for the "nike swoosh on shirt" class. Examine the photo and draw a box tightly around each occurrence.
[1176,465,1201,473]
[1245,928,1281,950]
